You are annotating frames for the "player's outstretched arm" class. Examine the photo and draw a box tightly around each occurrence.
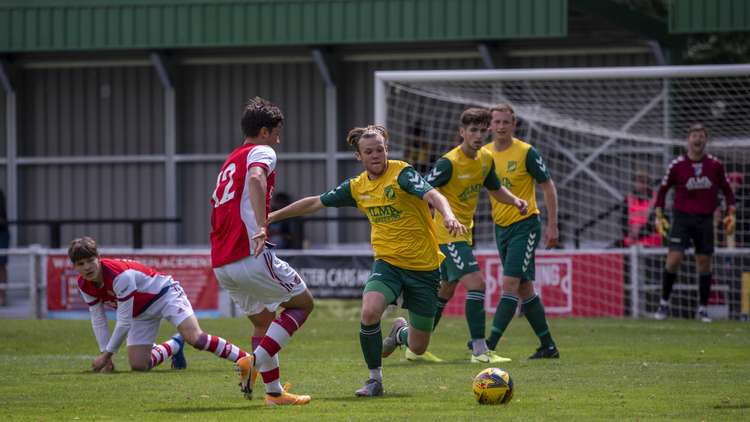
[423,189,468,237]
[539,179,559,248]
[268,196,325,224]
[489,187,528,215]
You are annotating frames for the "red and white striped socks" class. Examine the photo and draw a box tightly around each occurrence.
[193,333,248,362]
[252,336,282,393]
[254,309,309,394]
[149,337,181,369]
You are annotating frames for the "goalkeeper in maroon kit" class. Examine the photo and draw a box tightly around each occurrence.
[653,124,736,322]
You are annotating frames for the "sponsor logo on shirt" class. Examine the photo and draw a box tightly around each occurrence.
[367,205,402,223]
[458,184,482,201]
[686,176,712,190]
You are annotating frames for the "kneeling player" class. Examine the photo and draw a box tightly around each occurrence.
[70,237,250,389]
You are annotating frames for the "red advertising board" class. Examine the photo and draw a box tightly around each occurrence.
[443,251,624,317]
[47,254,219,316]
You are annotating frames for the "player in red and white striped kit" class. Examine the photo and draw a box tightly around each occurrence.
[210,97,314,406]
[70,236,249,383]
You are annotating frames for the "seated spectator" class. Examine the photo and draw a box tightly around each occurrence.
[624,169,661,247]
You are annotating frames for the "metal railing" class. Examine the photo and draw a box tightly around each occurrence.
[9,218,181,248]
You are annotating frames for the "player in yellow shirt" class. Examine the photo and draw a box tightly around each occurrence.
[482,103,560,359]
[268,125,467,397]
[415,108,528,364]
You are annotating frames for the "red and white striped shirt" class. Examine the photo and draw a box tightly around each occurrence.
[210,143,277,268]
[78,258,176,353]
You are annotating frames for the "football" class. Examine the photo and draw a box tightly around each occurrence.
[472,367,513,405]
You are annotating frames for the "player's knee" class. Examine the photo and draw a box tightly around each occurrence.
[130,362,151,372]
[360,307,381,325]
[409,330,430,355]
[302,295,315,314]
[462,273,485,291]
[182,330,203,346]
[438,282,456,299]
[409,342,428,355]
[696,258,711,273]
[519,284,534,300]
[502,280,520,294]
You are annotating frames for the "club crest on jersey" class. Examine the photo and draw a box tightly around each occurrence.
[384,185,396,200]
[502,177,512,189]
[692,163,703,176]
[507,161,517,172]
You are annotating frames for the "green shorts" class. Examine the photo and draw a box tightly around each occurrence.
[439,241,480,283]
[363,259,440,331]
[494,215,541,282]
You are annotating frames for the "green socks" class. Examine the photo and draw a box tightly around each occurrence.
[523,295,555,347]
[359,322,382,369]
[465,290,486,340]
[487,293,518,350]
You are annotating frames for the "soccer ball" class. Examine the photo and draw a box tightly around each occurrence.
[472,367,513,405]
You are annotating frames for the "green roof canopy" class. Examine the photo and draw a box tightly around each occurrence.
[670,0,750,33]
[0,0,567,53]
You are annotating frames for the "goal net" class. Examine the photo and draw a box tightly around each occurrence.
[375,65,750,320]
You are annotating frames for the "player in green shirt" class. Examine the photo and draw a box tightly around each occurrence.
[482,103,560,359]
[415,108,527,364]
[268,125,467,397]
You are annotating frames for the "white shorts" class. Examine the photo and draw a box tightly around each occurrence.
[127,284,194,346]
[213,251,307,316]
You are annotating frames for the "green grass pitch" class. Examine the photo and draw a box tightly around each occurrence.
[1,300,749,421]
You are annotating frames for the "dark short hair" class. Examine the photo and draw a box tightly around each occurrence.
[346,125,389,152]
[68,236,99,263]
[241,97,284,138]
[688,123,708,137]
[460,108,491,127]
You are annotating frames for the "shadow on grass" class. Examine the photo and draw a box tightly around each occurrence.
[158,406,253,413]
[155,393,412,412]
[713,403,750,410]
[387,360,480,367]
[48,368,224,376]
[314,392,412,402]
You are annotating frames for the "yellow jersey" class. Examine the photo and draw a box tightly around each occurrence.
[425,146,500,245]
[320,160,444,271]
[482,138,550,227]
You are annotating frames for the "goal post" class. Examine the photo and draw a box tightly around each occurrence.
[374,64,750,320]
